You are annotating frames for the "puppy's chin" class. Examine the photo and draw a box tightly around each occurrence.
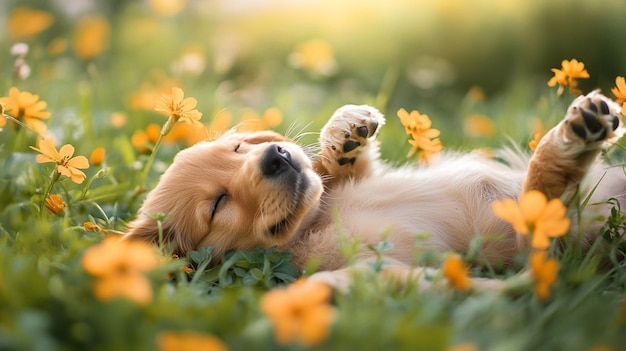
[259,168,324,244]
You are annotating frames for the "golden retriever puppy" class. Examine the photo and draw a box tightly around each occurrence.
[124,91,626,289]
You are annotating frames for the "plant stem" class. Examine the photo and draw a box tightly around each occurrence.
[374,65,399,111]
[40,169,61,213]
[140,117,174,185]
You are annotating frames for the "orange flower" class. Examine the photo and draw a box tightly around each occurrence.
[238,108,283,132]
[83,222,101,232]
[110,112,127,128]
[132,124,161,153]
[464,114,495,138]
[157,331,228,351]
[611,76,626,115]
[0,101,6,128]
[155,87,202,130]
[8,6,54,40]
[528,118,545,152]
[82,238,159,305]
[261,279,334,347]
[72,15,110,60]
[90,147,105,166]
[447,342,479,351]
[492,190,570,250]
[132,123,187,152]
[45,194,65,214]
[442,254,471,291]
[547,59,590,95]
[48,38,68,57]
[528,132,543,152]
[529,251,559,300]
[397,108,443,163]
[207,109,231,140]
[0,87,51,135]
[30,137,90,184]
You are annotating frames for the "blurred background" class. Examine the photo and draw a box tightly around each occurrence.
[2,0,626,158]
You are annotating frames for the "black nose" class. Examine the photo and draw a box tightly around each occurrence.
[261,144,298,177]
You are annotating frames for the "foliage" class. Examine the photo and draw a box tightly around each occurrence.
[1,1,626,350]
[185,246,299,293]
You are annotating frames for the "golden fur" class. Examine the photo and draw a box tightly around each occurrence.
[125,91,626,289]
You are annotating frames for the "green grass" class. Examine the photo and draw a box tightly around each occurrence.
[2,1,626,350]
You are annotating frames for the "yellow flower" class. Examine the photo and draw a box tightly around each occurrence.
[611,76,626,104]
[261,279,334,347]
[126,80,181,111]
[288,39,338,76]
[442,254,471,291]
[45,194,65,215]
[157,331,228,351]
[30,137,90,184]
[72,15,110,60]
[529,251,559,300]
[8,6,54,40]
[155,87,202,129]
[492,190,571,250]
[82,238,159,305]
[0,87,51,135]
[547,59,590,95]
[90,147,105,166]
[149,0,187,16]
[397,108,443,163]
[611,76,626,116]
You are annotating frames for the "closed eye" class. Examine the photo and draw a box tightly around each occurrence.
[211,193,228,220]
[234,143,241,152]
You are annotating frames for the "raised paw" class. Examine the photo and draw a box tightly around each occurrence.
[562,91,624,149]
[320,104,385,167]
[525,91,625,199]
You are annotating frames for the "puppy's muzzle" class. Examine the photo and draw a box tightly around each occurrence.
[261,144,301,177]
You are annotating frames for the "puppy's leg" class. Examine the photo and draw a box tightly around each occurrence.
[524,91,624,200]
[308,260,505,294]
[314,105,385,184]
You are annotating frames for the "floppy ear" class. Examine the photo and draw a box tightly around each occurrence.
[123,216,160,243]
[241,131,290,144]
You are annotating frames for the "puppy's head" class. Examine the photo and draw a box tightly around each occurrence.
[124,130,324,259]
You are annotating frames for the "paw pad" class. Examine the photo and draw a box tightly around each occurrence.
[564,91,624,146]
[320,105,385,167]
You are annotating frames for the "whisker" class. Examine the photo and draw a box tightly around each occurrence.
[285,121,314,141]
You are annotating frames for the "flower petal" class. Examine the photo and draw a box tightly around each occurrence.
[59,144,75,159]
[492,198,528,234]
[519,190,547,224]
[67,155,90,169]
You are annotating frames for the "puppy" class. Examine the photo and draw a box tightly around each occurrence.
[125,91,626,289]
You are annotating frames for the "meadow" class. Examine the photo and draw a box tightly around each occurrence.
[1,0,626,350]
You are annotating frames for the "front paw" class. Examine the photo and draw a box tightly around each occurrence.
[562,91,624,149]
[320,105,384,166]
